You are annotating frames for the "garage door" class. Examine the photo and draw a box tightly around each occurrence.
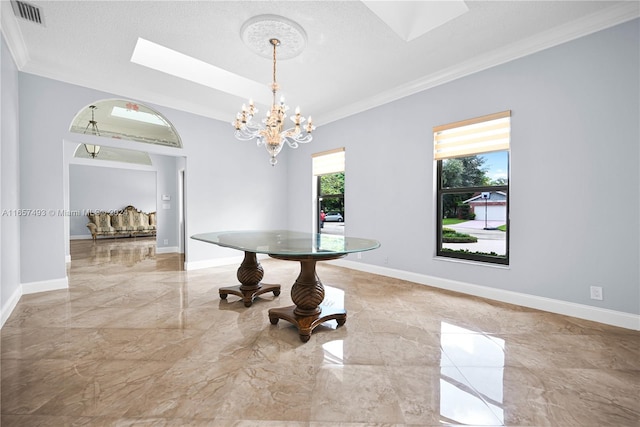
[475,205,506,221]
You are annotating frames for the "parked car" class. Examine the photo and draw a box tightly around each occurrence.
[324,212,344,222]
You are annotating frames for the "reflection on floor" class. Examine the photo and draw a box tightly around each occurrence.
[82,237,157,266]
[1,238,638,426]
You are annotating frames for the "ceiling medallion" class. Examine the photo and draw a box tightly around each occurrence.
[240,14,307,60]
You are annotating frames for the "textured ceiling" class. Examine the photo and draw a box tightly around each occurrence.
[1,1,638,127]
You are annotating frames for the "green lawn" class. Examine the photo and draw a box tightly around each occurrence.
[442,218,468,225]
[443,218,507,232]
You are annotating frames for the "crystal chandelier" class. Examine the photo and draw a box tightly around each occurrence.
[232,38,314,166]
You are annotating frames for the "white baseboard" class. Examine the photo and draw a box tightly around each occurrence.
[1,277,69,328]
[331,259,640,331]
[70,235,93,240]
[156,246,180,254]
[1,284,22,328]
[185,256,243,271]
[22,276,69,295]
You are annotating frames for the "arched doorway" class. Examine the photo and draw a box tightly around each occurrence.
[65,99,186,260]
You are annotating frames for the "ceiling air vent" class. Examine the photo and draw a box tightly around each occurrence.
[11,0,45,26]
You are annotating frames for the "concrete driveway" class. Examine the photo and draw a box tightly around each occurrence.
[320,222,344,235]
[444,220,506,254]
[317,219,506,254]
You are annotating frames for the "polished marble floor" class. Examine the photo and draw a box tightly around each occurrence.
[1,238,638,426]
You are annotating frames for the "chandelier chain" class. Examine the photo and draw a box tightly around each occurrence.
[271,39,278,98]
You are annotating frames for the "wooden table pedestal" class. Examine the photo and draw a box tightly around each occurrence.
[219,251,280,307]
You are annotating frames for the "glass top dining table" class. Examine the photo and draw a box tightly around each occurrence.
[191,229,380,258]
[191,230,381,342]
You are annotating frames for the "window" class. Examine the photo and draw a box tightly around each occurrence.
[69,99,182,148]
[434,111,510,265]
[313,148,345,235]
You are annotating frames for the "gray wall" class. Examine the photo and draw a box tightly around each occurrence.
[288,19,640,315]
[19,73,69,284]
[150,153,181,250]
[1,35,21,321]
[68,164,157,237]
[17,69,288,284]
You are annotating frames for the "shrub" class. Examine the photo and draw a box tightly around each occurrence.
[457,204,470,219]
[442,228,478,243]
[441,248,502,257]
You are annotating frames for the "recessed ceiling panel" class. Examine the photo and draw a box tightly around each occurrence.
[362,0,469,41]
[130,37,271,105]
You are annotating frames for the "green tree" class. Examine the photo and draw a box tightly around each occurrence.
[441,155,489,218]
[441,158,463,188]
[321,197,343,214]
[491,177,508,186]
[320,172,345,216]
[320,172,344,196]
[442,156,488,188]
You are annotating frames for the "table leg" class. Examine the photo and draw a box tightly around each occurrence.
[268,259,346,342]
[219,251,280,307]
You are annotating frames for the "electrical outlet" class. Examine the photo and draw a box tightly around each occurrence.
[164,239,169,245]
[357,252,362,259]
[384,256,389,264]
[590,286,603,301]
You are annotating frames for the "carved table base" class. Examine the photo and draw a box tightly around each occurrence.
[269,305,346,342]
[268,254,346,342]
[219,251,280,307]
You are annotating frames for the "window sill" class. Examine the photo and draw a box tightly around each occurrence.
[433,255,510,270]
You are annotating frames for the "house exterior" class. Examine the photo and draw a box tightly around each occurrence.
[464,191,507,222]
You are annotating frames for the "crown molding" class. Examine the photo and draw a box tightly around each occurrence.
[0,0,30,69]
[2,1,637,128]
[317,2,640,125]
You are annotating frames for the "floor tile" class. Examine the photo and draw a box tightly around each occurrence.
[1,237,638,426]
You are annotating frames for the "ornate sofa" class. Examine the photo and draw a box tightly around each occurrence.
[86,205,156,240]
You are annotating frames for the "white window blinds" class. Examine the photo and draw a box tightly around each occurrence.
[312,148,345,176]
[434,110,511,160]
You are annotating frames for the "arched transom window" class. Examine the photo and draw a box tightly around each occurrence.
[69,99,182,148]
